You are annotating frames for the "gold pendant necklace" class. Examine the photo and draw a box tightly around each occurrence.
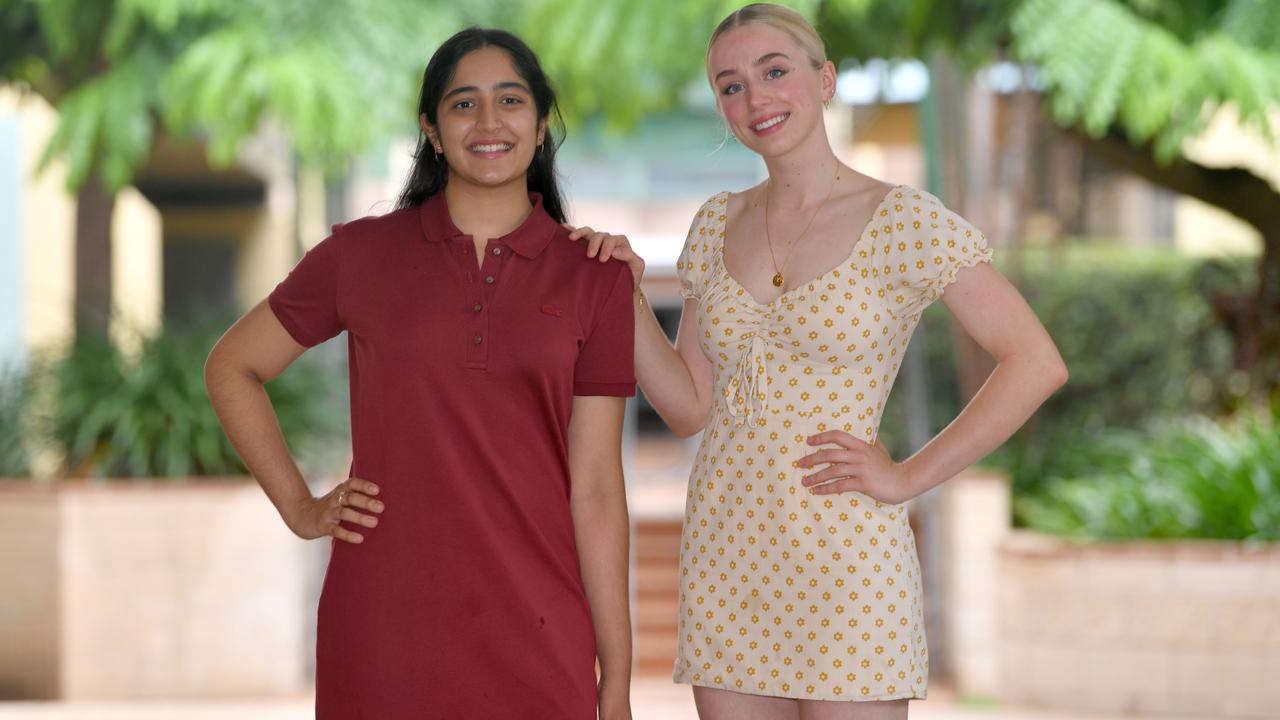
[766,161,841,289]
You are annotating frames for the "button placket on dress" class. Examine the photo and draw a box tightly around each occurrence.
[461,240,509,370]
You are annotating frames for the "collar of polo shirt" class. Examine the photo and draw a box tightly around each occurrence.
[419,191,559,258]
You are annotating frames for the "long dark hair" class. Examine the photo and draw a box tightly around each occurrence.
[395,27,568,222]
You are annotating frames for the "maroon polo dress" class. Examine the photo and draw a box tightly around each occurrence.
[268,191,635,719]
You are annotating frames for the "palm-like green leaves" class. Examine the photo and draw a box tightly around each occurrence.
[38,325,345,479]
[163,0,459,167]
[37,43,163,189]
[520,0,749,124]
[0,366,33,477]
[10,0,1280,189]
[1013,0,1280,160]
[8,0,474,190]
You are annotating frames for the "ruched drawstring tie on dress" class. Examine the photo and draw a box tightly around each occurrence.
[727,332,770,426]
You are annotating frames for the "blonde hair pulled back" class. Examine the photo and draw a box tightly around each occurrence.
[706,3,827,72]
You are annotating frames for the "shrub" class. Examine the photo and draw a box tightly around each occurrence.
[41,323,346,479]
[880,245,1253,498]
[0,366,32,477]
[1016,406,1280,541]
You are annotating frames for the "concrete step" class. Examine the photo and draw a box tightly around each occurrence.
[633,564,679,602]
[633,520,683,561]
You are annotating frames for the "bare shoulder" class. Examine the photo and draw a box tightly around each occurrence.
[833,171,898,209]
[725,181,766,219]
[817,172,894,231]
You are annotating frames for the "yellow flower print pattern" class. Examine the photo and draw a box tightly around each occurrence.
[671,186,992,702]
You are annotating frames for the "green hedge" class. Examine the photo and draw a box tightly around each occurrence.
[4,322,347,480]
[881,245,1255,501]
[1016,406,1280,541]
[0,367,32,477]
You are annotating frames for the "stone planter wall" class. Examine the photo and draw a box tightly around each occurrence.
[935,470,1009,699]
[998,530,1280,718]
[0,480,308,700]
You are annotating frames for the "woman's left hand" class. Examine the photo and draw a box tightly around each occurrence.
[796,432,918,505]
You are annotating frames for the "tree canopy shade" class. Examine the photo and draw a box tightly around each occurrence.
[2,0,474,192]
[1013,0,1280,161]
[7,0,1278,208]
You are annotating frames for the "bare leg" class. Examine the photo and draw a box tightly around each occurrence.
[798,698,909,720]
[692,686,801,720]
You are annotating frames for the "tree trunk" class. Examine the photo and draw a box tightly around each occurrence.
[1072,127,1280,398]
[1047,127,1084,264]
[951,70,998,403]
[994,66,1038,283]
[74,172,115,341]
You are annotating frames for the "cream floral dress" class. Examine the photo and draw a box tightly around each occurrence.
[672,185,992,702]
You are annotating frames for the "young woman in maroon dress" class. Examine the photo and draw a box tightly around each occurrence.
[206,28,635,720]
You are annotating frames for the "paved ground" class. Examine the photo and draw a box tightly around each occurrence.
[0,680,1212,720]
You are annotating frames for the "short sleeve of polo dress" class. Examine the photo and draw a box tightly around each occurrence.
[268,192,634,720]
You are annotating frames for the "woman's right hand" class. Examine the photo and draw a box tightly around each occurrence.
[285,477,383,543]
[564,224,645,288]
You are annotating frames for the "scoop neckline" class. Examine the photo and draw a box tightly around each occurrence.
[717,184,905,308]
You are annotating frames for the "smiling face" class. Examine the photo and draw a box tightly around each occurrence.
[423,46,546,191]
[707,23,835,158]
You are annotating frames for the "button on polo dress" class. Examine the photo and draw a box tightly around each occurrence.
[672,186,991,702]
[268,191,635,719]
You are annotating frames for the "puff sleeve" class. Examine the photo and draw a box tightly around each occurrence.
[676,193,726,302]
[876,188,992,319]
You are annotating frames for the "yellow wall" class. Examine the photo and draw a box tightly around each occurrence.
[111,187,162,353]
[2,88,162,355]
[1176,106,1277,257]
[234,130,308,309]
[5,88,75,353]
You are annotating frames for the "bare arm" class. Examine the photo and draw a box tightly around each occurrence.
[901,262,1067,491]
[567,395,632,717]
[205,301,380,541]
[800,262,1067,501]
[633,296,714,437]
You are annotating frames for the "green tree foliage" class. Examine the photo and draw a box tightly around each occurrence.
[6,0,1277,206]
[520,0,755,123]
[2,0,472,191]
[1013,0,1280,161]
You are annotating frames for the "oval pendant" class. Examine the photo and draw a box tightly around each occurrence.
[772,272,784,288]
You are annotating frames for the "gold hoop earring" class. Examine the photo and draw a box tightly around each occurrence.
[823,99,831,110]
